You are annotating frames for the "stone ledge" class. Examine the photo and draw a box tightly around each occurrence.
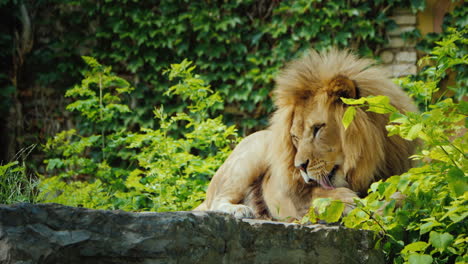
[0,203,383,264]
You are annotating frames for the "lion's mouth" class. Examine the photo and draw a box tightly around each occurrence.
[301,165,339,190]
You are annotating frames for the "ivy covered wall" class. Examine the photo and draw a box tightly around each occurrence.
[0,0,455,164]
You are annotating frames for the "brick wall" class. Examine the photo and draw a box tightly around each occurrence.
[381,8,418,78]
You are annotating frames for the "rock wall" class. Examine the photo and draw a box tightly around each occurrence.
[0,203,383,264]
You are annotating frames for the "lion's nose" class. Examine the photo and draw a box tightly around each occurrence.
[296,159,309,172]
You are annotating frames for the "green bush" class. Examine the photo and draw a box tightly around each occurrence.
[0,160,38,204]
[39,58,239,211]
[308,27,467,264]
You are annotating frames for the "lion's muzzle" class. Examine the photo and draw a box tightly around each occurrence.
[297,160,338,190]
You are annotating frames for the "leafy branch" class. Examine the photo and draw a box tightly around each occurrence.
[312,27,467,264]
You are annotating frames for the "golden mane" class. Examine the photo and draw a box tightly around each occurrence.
[268,48,417,194]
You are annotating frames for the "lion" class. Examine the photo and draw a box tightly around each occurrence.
[195,48,417,220]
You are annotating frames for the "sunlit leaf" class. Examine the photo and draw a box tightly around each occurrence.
[342,106,356,130]
[402,241,429,254]
[322,200,345,223]
[405,123,423,140]
[408,254,433,264]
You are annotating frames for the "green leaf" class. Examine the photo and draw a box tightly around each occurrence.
[382,199,396,215]
[366,95,397,113]
[410,0,426,11]
[341,97,367,105]
[420,221,441,235]
[81,56,102,69]
[45,159,64,171]
[322,200,345,223]
[447,167,468,197]
[458,100,468,115]
[0,161,19,175]
[342,106,356,130]
[366,95,387,105]
[370,181,379,193]
[390,112,409,124]
[402,241,429,254]
[406,123,423,140]
[408,254,433,264]
[429,231,454,252]
[312,198,332,215]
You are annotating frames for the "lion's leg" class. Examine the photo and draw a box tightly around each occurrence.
[211,201,256,219]
[312,187,359,215]
[196,130,271,219]
[196,199,254,219]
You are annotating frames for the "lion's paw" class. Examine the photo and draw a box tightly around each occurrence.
[216,203,255,219]
[333,187,358,201]
[332,187,359,215]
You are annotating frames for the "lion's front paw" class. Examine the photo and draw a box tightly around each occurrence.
[216,203,255,219]
[314,187,359,216]
[332,187,359,215]
[333,187,358,202]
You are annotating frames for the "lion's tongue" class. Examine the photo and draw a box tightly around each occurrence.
[318,177,335,190]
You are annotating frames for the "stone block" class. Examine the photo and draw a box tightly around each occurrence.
[0,203,384,264]
[396,51,417,63]
[390,15,417,25]
[388,64,418,77]
[392,8,413,15]
[388,37,415,48]
[388,26,416,36]
[380,50,394,64]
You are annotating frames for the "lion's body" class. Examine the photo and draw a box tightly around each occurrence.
[196,49,417,220]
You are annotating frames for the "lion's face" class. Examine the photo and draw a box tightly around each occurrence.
[289,79,352,190]
[269,49,417,195]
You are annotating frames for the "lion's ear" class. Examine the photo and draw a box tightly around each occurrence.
[326,75,359,99]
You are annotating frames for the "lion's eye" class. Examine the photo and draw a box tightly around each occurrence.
[291,134,299,141]
[312,123,325,138]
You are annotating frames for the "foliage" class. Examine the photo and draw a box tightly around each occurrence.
[0,144,39,204]
[416,2,467,54]
[0,160,38,204]
[410,2,468,107]
[0,0,423,151]
[307,28,467,263]
[405,27,468,107]
[39,58,239,211]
